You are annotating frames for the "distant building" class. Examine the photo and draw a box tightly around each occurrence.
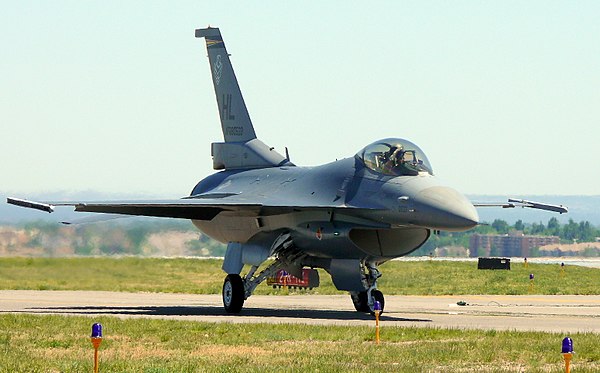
[469,231,560,257]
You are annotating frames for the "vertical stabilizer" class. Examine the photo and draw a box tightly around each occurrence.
[196,27,257,143]
[196,27,292,170]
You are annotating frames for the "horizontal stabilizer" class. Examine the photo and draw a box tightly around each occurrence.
[61,213,125,225]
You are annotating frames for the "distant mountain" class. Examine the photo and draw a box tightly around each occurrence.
[2,191,599,225]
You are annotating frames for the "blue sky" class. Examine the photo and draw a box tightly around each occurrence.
[1,1,599,197]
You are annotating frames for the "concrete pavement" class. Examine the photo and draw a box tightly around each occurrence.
[1,290,599,333]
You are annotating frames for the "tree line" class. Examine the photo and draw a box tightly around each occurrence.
[412,217,599,257]
[4,217,599,258]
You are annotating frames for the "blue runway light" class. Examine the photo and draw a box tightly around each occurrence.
[528,273,535,292]
[91,323,103,338]
[562,337,574,353]
[90,323,103,373]
[373,300,382,344]
[562,336,574,372]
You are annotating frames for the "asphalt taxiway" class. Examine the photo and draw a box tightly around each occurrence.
[1,290,599,333]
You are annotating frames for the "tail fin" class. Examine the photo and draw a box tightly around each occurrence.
[196,27,291,170]
[195,27,256,143]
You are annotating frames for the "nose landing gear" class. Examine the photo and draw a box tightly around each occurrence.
[351,289,385,314]
[350,261,385,315]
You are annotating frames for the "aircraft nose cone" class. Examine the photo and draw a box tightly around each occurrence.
[417,186,479,231]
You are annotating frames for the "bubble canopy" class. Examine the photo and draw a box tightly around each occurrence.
[356,138,434,176]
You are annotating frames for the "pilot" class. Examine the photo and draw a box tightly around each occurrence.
[381,145,404,173]
[389,146,405,165]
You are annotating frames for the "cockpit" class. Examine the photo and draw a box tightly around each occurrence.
[356,138,433,176]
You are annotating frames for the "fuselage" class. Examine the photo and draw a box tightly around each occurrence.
[190,148,479,262]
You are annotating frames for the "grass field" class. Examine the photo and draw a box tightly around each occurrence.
[2,258,600,371]
[0,257,598,296]
[1,314,599,372]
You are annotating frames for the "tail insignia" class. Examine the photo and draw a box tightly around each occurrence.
[213,55,223,85]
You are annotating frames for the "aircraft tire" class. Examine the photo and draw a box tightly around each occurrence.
[369,289,385,315]
[350,291,370,313]
[223,274,244,313]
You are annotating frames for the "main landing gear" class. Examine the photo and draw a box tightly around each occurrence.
[222,233,306,313]
[222,274,245,313]
[350,261,385,315]
[221,234,387,315]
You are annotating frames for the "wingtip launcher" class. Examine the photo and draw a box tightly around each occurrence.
[473,199,568,214]
[6,197,54,213]
[507,198,569,214]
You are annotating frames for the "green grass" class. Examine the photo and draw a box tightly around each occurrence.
[0,314,599,372]
[0,257,598,296]
[1,259,599,371]
[0,257,225,294]
[378,260,600,295]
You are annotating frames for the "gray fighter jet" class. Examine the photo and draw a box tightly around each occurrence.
[7,27,567,314]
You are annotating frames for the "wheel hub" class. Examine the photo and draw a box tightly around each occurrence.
[223,281,233,305]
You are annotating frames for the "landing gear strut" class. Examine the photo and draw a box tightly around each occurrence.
[350,261,385,314]
[222,233,305,313]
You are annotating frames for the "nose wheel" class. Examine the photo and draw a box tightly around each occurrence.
[369,289,385,314]
[223,274,245,313]
[350,289,385,315]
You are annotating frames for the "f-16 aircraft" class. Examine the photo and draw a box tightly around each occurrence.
[7,27,567,314]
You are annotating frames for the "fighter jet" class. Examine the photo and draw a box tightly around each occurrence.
[7,27,567,314]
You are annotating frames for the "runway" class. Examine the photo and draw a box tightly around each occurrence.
[1,290,599,333]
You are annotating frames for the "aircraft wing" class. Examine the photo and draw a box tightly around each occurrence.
[7,194,382,222]
[472,198,568,214]
[6,196,242,220]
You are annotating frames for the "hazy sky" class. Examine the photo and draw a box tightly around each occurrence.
[1,1,599,197]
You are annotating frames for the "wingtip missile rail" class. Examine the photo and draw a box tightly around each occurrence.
[6,197,54,213]
[507,198,569,214]
[473,199,568,214]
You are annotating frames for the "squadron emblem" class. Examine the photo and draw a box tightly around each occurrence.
[213,55,223,85]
